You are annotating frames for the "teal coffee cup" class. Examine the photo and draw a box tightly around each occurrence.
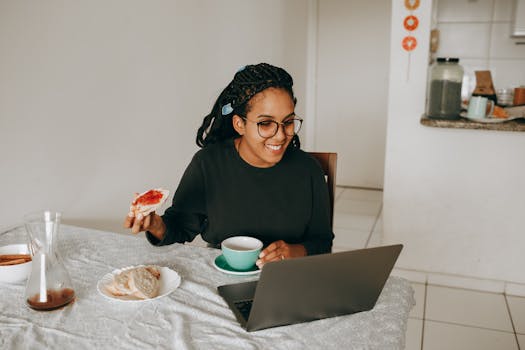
[221,236,263,271]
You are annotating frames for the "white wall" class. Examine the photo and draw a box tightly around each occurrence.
[0,0,309,233]
[383,0,525,285]
[315,0,391,188]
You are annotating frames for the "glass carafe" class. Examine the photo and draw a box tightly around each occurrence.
[24,211,75,311]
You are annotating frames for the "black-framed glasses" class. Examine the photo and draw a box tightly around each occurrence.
[241,116,303,138]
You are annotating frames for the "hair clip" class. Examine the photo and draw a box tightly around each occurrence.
[221,103,233,115]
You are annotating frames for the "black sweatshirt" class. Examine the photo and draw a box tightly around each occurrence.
[147,138,334,255]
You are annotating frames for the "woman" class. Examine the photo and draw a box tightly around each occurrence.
[124,63,333,268]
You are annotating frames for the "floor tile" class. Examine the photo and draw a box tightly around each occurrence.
[427,273,504,294]
[518,334,525,348]
[506,282,525,298]
[332,227,369,251]
[405,318,423,350]
[426,285,514,332]
[391,268,427,284]
[335,186,344,199]
[409,283,425,319]
[333,212,376,231]
[372,214,382,234]
[338,188,383,201]
[334,198,381,216]
[423,320,518,350]
[365,232,382,248]
[506,295,525,334]
[366,214,383,248]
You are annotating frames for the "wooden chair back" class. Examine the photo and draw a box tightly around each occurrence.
[308,152,337,228]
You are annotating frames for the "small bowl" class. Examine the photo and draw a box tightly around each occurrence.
[0,244,32,284]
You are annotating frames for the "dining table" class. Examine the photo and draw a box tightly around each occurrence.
[0,224,415,349]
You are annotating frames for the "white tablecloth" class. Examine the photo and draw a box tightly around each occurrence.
[0,225,414,350]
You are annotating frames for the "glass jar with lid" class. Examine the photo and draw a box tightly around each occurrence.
[427,57,464,119]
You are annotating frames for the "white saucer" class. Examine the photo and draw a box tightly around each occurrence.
[97,265,181,302]
[464,114,523,123]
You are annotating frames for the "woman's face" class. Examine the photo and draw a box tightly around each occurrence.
[233,87,296,168]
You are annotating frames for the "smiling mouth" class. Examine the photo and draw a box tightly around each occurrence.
[266,144,283,151]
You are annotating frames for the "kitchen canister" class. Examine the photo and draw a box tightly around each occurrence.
[427,57,464,119]
[514,86,525,106]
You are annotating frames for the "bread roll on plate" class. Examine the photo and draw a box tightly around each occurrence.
[106,265,161,300]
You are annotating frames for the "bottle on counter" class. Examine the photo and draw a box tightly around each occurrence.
[427,57,464,119]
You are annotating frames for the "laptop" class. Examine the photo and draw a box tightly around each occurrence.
[218,244,403,332]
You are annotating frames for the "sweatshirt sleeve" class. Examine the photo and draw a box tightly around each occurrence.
[146,152,207,246]
[301,159,334,255]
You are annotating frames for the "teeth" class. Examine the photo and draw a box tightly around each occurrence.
[267,144,282,151]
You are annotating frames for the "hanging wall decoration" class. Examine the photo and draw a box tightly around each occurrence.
[402,0,420,81]
[403,15,419,31]
[402,36,417,51]
[404,0,420,11]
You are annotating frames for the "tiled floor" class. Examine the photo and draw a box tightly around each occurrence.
[333,187,524,350]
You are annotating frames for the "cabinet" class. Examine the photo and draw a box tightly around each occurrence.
[513,0,525,37]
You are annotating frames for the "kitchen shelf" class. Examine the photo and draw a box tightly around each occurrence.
[420,115,525,132]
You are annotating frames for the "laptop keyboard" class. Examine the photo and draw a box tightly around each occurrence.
[234,300,253,320]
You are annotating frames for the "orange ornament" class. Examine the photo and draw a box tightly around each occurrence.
[402,36,417,51]
[404,0,420,11]
[403,15,419,31]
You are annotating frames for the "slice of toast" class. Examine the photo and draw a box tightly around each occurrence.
[131,188,170,216]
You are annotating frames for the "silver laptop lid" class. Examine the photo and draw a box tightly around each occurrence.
[245,244,403,331]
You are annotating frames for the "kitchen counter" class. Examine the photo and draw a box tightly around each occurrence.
[420,115,525,132]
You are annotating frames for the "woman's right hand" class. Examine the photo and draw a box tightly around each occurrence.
[123,211,167,240]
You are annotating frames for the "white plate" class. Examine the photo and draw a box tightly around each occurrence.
[460,112,525,124]
[97,265,181,302]
[464,114,523,123]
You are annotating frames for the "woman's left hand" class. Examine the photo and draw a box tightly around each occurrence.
[256,240,307,268]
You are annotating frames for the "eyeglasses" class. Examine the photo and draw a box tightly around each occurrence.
[241,116,303,138]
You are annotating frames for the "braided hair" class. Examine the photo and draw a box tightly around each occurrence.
[196,63,300,148]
